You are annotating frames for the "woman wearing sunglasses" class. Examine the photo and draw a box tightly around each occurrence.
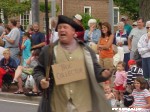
[138,21,150,82]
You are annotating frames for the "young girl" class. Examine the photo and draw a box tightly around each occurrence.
[114,61,127,105]
[21,32,31,66]
[103,84,116,107]
[129,77,150,109]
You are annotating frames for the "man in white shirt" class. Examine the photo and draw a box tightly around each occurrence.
[128,17,146,59]
[3,19,20,65]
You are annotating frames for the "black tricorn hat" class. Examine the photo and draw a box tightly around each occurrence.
[55,15,84,32]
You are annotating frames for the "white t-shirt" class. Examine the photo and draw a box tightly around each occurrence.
[129,27,147,52]
[5,27,20,48]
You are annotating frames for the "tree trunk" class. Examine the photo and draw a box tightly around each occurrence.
[139,0,150,23]
[31,0,39,24]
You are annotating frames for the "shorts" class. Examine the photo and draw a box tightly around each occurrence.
[21,73,27,80]
[114,84,125,91]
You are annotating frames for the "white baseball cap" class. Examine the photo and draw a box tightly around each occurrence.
[74,14,82,21]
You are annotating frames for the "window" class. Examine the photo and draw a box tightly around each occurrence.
[20,11,30,30]
[0,9,4,23]
[114,7,119,26]
[84,6,91,16]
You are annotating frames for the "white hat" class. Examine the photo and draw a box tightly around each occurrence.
[132,22,137,26]
[146,21,150,27]
[88,19,97,27]
[74,14,82,21]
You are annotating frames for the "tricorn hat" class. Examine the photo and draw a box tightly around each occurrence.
[55,15,84,32]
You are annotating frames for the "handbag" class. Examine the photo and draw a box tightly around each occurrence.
[0,67,6,75]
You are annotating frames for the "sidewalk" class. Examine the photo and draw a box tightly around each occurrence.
[0,85,41,103]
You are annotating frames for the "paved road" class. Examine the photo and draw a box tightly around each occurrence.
[0,98,38,112]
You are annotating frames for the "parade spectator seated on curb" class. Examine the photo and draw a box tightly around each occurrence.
[103,84,116,107]
[129,77,150,110]
[12,49,40,96]
[0,49,17,91]
[33,15,113,112]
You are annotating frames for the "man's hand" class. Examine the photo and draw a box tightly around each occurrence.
[102,69,111,79]
[40,78,50,89]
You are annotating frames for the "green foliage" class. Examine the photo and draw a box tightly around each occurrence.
[81,13,100,29]
[39,2,60,13]
[114,0,139,20]
[0,0,31,23]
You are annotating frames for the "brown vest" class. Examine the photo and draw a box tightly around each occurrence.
[51,43,92,112]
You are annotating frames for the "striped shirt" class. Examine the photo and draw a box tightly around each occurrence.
[127,66,143,85]
[132,89,150,107]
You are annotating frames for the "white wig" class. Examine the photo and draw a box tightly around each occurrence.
[146,21,150,27]
[88,19,97,27]
[117,21,124,27]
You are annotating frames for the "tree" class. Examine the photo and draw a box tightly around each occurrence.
[39,2,60,14]
[114,0,150,22]
[114,0,139,20]
[0,0,31,23]
[139,0,150,22]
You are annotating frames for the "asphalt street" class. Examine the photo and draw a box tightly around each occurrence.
[0,98,38,112]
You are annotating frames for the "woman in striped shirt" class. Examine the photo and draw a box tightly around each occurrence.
[130,77,150,109]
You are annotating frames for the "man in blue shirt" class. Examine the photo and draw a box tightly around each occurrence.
[31,23,45,50]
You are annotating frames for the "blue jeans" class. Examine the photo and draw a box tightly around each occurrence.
[142,57,150,79]
[124,53,130,71]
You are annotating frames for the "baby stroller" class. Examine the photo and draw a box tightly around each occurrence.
[123,91,134,107]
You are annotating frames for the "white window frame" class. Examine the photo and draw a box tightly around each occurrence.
[20,11,30,30]
[113,7,119,26]
[84,6,91,16]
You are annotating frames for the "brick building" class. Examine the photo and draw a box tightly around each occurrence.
[4,0,119,32]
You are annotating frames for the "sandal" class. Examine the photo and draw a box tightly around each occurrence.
[24,91,39,96]
[14,91,24,94]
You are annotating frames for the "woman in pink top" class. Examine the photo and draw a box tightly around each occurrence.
[129,77,150,109]
[114,61,127,104]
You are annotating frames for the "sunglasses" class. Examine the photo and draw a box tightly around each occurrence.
[146,27,150,29]
[132,25,137,26]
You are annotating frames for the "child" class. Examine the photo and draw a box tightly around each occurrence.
[103,84,116,107]
[21,32,31,66]
[129,77,150,109]
[126,59,143,93]
[114,61,127,106]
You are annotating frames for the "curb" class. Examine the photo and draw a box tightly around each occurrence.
[0,92,41,103]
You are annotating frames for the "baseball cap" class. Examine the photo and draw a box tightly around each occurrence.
[121,16,127,21]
